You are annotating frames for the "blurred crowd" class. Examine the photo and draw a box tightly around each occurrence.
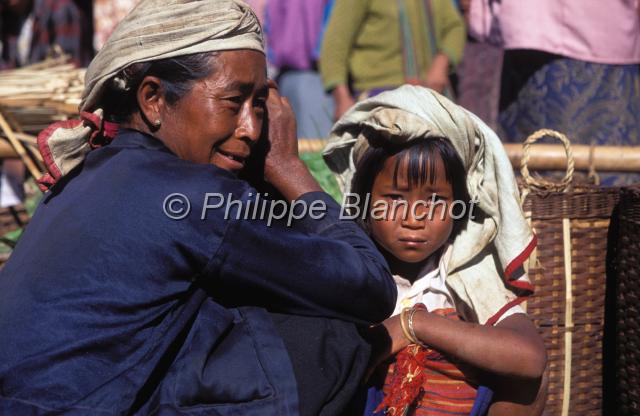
[1,0,639,183]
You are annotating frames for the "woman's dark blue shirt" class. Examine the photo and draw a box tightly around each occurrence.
[0,130,396,415]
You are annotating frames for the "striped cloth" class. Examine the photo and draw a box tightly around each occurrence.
[374,308,485,415]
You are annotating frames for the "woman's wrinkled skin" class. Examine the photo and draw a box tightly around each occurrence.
[122,49,321,200]
[128,50,267,172]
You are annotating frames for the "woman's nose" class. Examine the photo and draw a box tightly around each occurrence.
[236,105,262,143]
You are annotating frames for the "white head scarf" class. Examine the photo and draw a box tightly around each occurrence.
[82,0,264,111]
[37,0,264,189]
[323,85,536,325]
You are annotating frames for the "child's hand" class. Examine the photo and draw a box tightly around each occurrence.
[363,315,412,380]
[382,314,412,356]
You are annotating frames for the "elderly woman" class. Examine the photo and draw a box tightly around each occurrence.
[0,1,396,414]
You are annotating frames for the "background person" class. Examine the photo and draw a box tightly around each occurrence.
[0,0,93,68]
[266,0,335,139]
[320,0,466,120]
[469,0,640,185]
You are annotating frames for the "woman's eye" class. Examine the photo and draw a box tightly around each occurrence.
[224,96,243,106]
[222,97,244,114]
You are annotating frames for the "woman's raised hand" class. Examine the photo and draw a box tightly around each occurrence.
[263,80,321,200]
[264,79,299,168]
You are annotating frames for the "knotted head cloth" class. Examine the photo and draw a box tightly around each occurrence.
[37,0,264,190]
[81,0,264,111]
[323,85,536,325]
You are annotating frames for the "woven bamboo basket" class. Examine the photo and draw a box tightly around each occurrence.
[520,130,619,416]
[604,186,640,415]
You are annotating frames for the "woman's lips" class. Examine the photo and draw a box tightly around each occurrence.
[214,149,248,170]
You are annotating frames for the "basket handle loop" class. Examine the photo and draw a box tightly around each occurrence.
[520,129,575,192]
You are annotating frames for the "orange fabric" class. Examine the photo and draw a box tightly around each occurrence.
[381,308,478,415]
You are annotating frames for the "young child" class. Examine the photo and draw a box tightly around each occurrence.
[323,85,548,415]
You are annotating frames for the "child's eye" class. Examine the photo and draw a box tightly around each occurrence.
[383,193,405,201]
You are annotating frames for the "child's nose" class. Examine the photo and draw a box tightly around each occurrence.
[401,203,427,229]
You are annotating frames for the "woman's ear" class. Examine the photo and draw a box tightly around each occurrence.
[136,76,165,131]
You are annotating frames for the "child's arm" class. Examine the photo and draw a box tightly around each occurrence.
[379,310,547,380]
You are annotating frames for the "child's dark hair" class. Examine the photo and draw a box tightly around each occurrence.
[350,136,470,240]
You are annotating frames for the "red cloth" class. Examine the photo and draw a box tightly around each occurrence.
[377,307,478,415]
[36,112,118,191]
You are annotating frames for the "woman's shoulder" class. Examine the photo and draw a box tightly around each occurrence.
[40,133,255,233]
[83,132,251,197]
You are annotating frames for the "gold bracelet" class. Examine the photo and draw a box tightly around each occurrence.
[407,307,428,348]
[399,307,415,344]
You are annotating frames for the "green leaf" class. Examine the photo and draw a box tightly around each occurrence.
[300,151,343,203]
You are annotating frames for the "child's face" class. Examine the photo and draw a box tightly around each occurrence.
[369,153,454,264]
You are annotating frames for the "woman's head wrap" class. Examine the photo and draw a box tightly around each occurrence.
[323,85,536,325]
[37,0,264,190]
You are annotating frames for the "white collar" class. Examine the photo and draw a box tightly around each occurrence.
[393,245,453,298]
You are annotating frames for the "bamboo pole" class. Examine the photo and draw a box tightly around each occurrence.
[298,139,328,154]
[0,135,636,174]
[504,143,640,172]
[297,139,640,173]
[0,111,42,179]
[0,137,637,172]
[0,141,20,158]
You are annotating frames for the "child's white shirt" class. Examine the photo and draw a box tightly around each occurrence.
[392,245,525,324]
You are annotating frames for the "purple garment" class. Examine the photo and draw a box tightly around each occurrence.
[457,41,503,131]
[363,385,493,415]
[266,0,328,70]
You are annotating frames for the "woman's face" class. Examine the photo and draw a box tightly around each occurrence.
[156,50,268,173]
[368,153,454,264]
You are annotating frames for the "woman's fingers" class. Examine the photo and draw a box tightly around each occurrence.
[261,87,320,199]
[279,95,292,111]
[266,81,281,109]
[266,81,295,122]
[263,82,299,188]
[267,79,282,103]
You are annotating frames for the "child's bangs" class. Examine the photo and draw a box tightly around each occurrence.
[392,139,456,189]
